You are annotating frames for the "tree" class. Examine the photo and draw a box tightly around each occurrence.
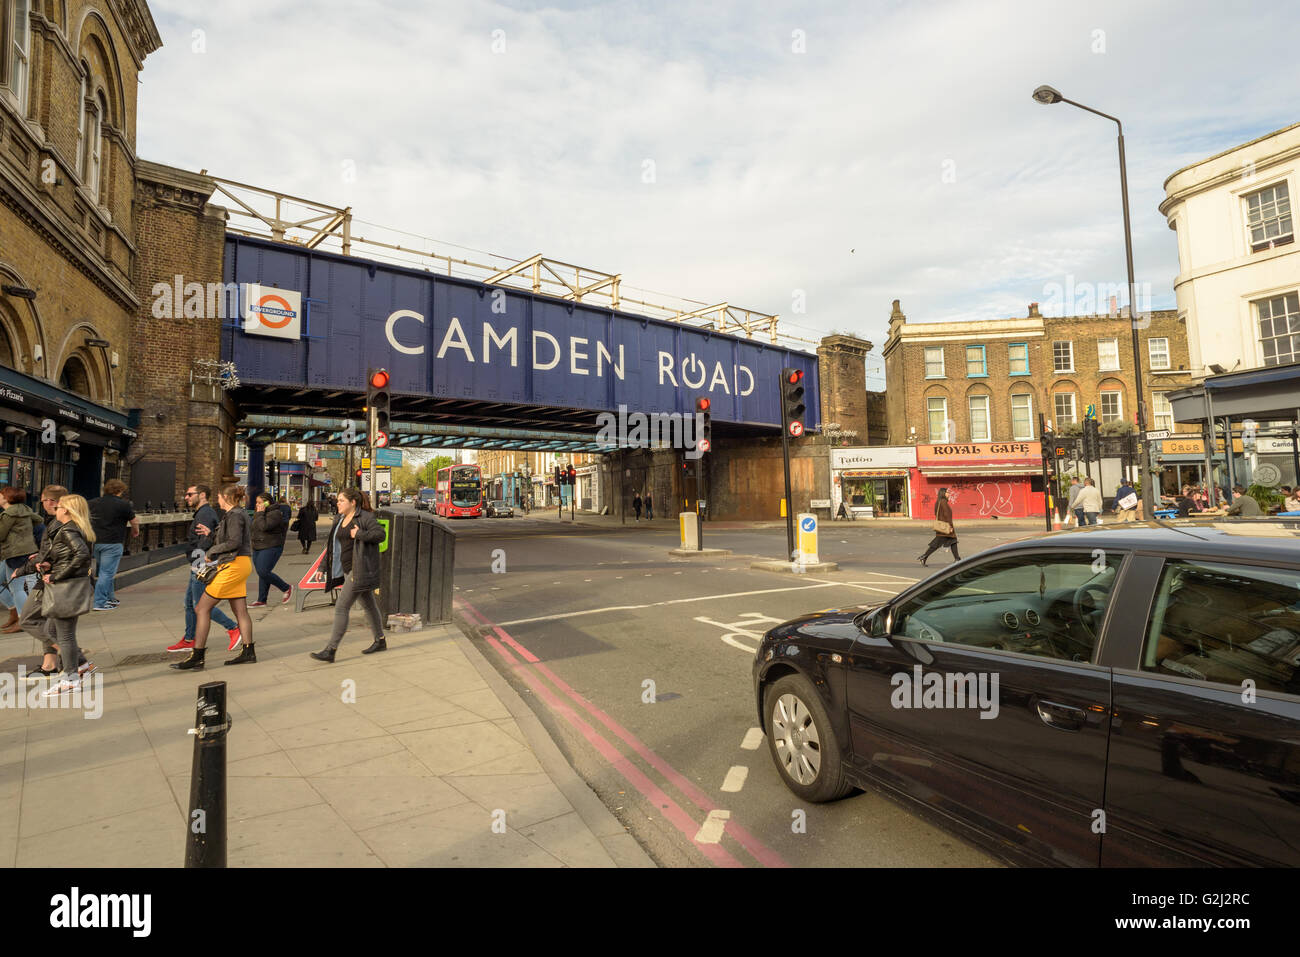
[420,456,454,488]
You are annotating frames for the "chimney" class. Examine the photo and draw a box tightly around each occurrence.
[1028,302,1040,318]
[1108,295,1118,317]
[888,299,906,335]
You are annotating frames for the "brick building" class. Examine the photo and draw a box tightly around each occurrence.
[0,0,161,498]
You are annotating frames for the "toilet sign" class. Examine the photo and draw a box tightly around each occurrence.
[797,513,819,564]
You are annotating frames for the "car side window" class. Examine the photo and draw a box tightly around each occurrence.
[890,551,1123,663]
[1142,559,1300,696]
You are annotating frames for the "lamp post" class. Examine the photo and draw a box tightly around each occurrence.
[1033,85,1155,520]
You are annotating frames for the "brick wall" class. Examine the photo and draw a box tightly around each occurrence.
[817,333,872,440]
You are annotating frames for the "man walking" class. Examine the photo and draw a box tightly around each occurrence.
[1076,478,1103,526]
[644,492,653,521]
[168,484,240,653]
[632,493,642,521]
[1114,480,1138,522]
[89,478,139,611]
[1066,477,1083,526]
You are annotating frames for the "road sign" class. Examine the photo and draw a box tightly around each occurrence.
[318,448,344,459]
[1143,430,1171,441]
[698,438,711,453]
[373,431,390,448]
[796,513,819,564]
[789,421,804,437]
[375,448,403,467]
[360,469,391,493]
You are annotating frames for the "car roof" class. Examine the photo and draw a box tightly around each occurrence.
[1002,519,1300,561]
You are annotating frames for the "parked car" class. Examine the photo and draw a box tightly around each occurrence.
[753,521,1300,866]
[486,500,514,518]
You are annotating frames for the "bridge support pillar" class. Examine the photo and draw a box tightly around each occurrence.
[246,441,267,502]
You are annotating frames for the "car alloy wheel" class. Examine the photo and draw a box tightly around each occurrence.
[772,692,822,785]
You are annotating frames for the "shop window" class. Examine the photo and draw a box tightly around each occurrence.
[968,395,990,442]
[1008,342,1029,375]
[1011,393,1033,440]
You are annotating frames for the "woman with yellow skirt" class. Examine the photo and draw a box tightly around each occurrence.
[173,483,256,670]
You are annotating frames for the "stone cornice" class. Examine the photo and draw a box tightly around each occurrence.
[135,160,216,211]
[108,0,164,69]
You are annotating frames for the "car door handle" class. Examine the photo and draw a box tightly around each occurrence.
[1036,699,1086,732]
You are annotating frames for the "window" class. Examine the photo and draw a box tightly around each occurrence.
[1008,342,1029,375]
[966,345,987,377]
[1143,559,1300,696]
[927,397,949,442]
[1053,341,1073,372]
[968,395,990,441]
[1100,390,1122,423]
[1053,392,1076,426]
[1257,291,1300,367]
[1245,182,1294,252]
[1151,392,1173,431]
[1097,338,1120,371]
[7,0,30,113]
[924,347,945,378]
[1147,337,1170,370]
[890,550,1124,663]
[1011,394,1033,440]
[75,66,88,178]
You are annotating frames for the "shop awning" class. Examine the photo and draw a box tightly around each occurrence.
[842,469,908,478]
[920,465,1042,477]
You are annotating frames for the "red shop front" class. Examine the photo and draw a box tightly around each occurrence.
[909,442,1046,520]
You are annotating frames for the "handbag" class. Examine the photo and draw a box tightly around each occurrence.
[931,520,954,536]
[39,575,94,618]
[195,556,232,585]
[290,519,301,532]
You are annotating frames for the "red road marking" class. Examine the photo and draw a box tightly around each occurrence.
[459,598,789,868]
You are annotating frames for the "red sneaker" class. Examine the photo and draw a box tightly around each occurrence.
[227,628,242,651]
[167,637,196,653]
[281,585,294,605]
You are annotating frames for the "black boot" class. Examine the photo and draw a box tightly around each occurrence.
[225,643,256,665]
[171,647,206,671]
[310,648,335,663]
[361,637,387,655]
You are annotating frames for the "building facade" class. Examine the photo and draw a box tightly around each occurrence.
[1160,122,1299,374]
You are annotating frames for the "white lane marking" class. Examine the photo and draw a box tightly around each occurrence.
[721,766,748,793]
[721,634,760,653]
[494,582,844,627]
[695,613,786,655]
[694,809,731,844]
[740,727,764,750]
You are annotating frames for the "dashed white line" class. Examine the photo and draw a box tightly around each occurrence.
[694,809,731,844]
[721,766,749,793]
[740,727,764,750]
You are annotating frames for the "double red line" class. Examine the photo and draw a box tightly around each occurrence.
[456,598,787,868]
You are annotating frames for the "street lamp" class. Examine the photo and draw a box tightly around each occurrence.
[1033,84,1156,519]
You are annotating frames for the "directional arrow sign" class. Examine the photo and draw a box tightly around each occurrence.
[1144,430,1171,441]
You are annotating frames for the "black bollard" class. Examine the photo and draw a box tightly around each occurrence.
[184,681,232,868]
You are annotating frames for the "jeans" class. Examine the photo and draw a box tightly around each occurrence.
[1,565,36,614]
[645,504,653,520]
[325,574,384,652]
[1084,512,1099,526]
[186,573,236,638]
[92,543,124,607]
[253,546,291,603]
[1073,507,1085,525]
[51,616,81,681]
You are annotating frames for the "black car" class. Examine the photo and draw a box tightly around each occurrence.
[486,500,514,518]
[753,521,1300,866]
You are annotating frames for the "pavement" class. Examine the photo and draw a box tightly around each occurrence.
[526,508,1051,533]
[0,536,653,868]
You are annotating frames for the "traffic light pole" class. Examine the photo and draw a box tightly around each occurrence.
[695,456,703,550]
[367,407,376,505]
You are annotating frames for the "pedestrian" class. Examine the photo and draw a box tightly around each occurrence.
[19,493,97,695]
[632,493,642,521]
[310,488,387,662]
[1076,478,1103,525]
[918,488,959,566]
[644,492,653,520]
[0,487,40,633]
[1114,480,1138,522]
[250,493,293,607]
[1066,477,1083,526]
[88,478,139,611]
[167,484,240,653]
[294,499,319,554]
[172,484,256,670]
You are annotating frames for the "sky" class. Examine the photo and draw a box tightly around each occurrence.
[137,0,1300,388]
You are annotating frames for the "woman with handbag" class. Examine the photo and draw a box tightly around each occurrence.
[310,488,387,662]
[295,500,318,554]
[918,487,960,567]
[20,493,97,695]
[173,484,256,670]
[249,493,293,607]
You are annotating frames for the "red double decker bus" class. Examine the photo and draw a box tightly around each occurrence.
[436,464,483,518]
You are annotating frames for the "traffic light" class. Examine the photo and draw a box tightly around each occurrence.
[696,396,712,453]
[567,466,576,485]
[367,368,391,449]
[1083,418,1100,461]
[554,466,562,486]
[780,368,806,437]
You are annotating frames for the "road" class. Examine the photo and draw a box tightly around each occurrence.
[443,512,1039,867]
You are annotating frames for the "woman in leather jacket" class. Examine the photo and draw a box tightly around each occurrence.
[310,488,387,662]
[22,493,97,691]
[250,493,293,607]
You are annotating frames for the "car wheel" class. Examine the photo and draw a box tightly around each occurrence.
[764,673,852,802]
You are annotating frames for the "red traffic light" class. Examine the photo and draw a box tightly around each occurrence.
[696,397,711,412]
[369,369,390,389]
[787,370,803,385]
